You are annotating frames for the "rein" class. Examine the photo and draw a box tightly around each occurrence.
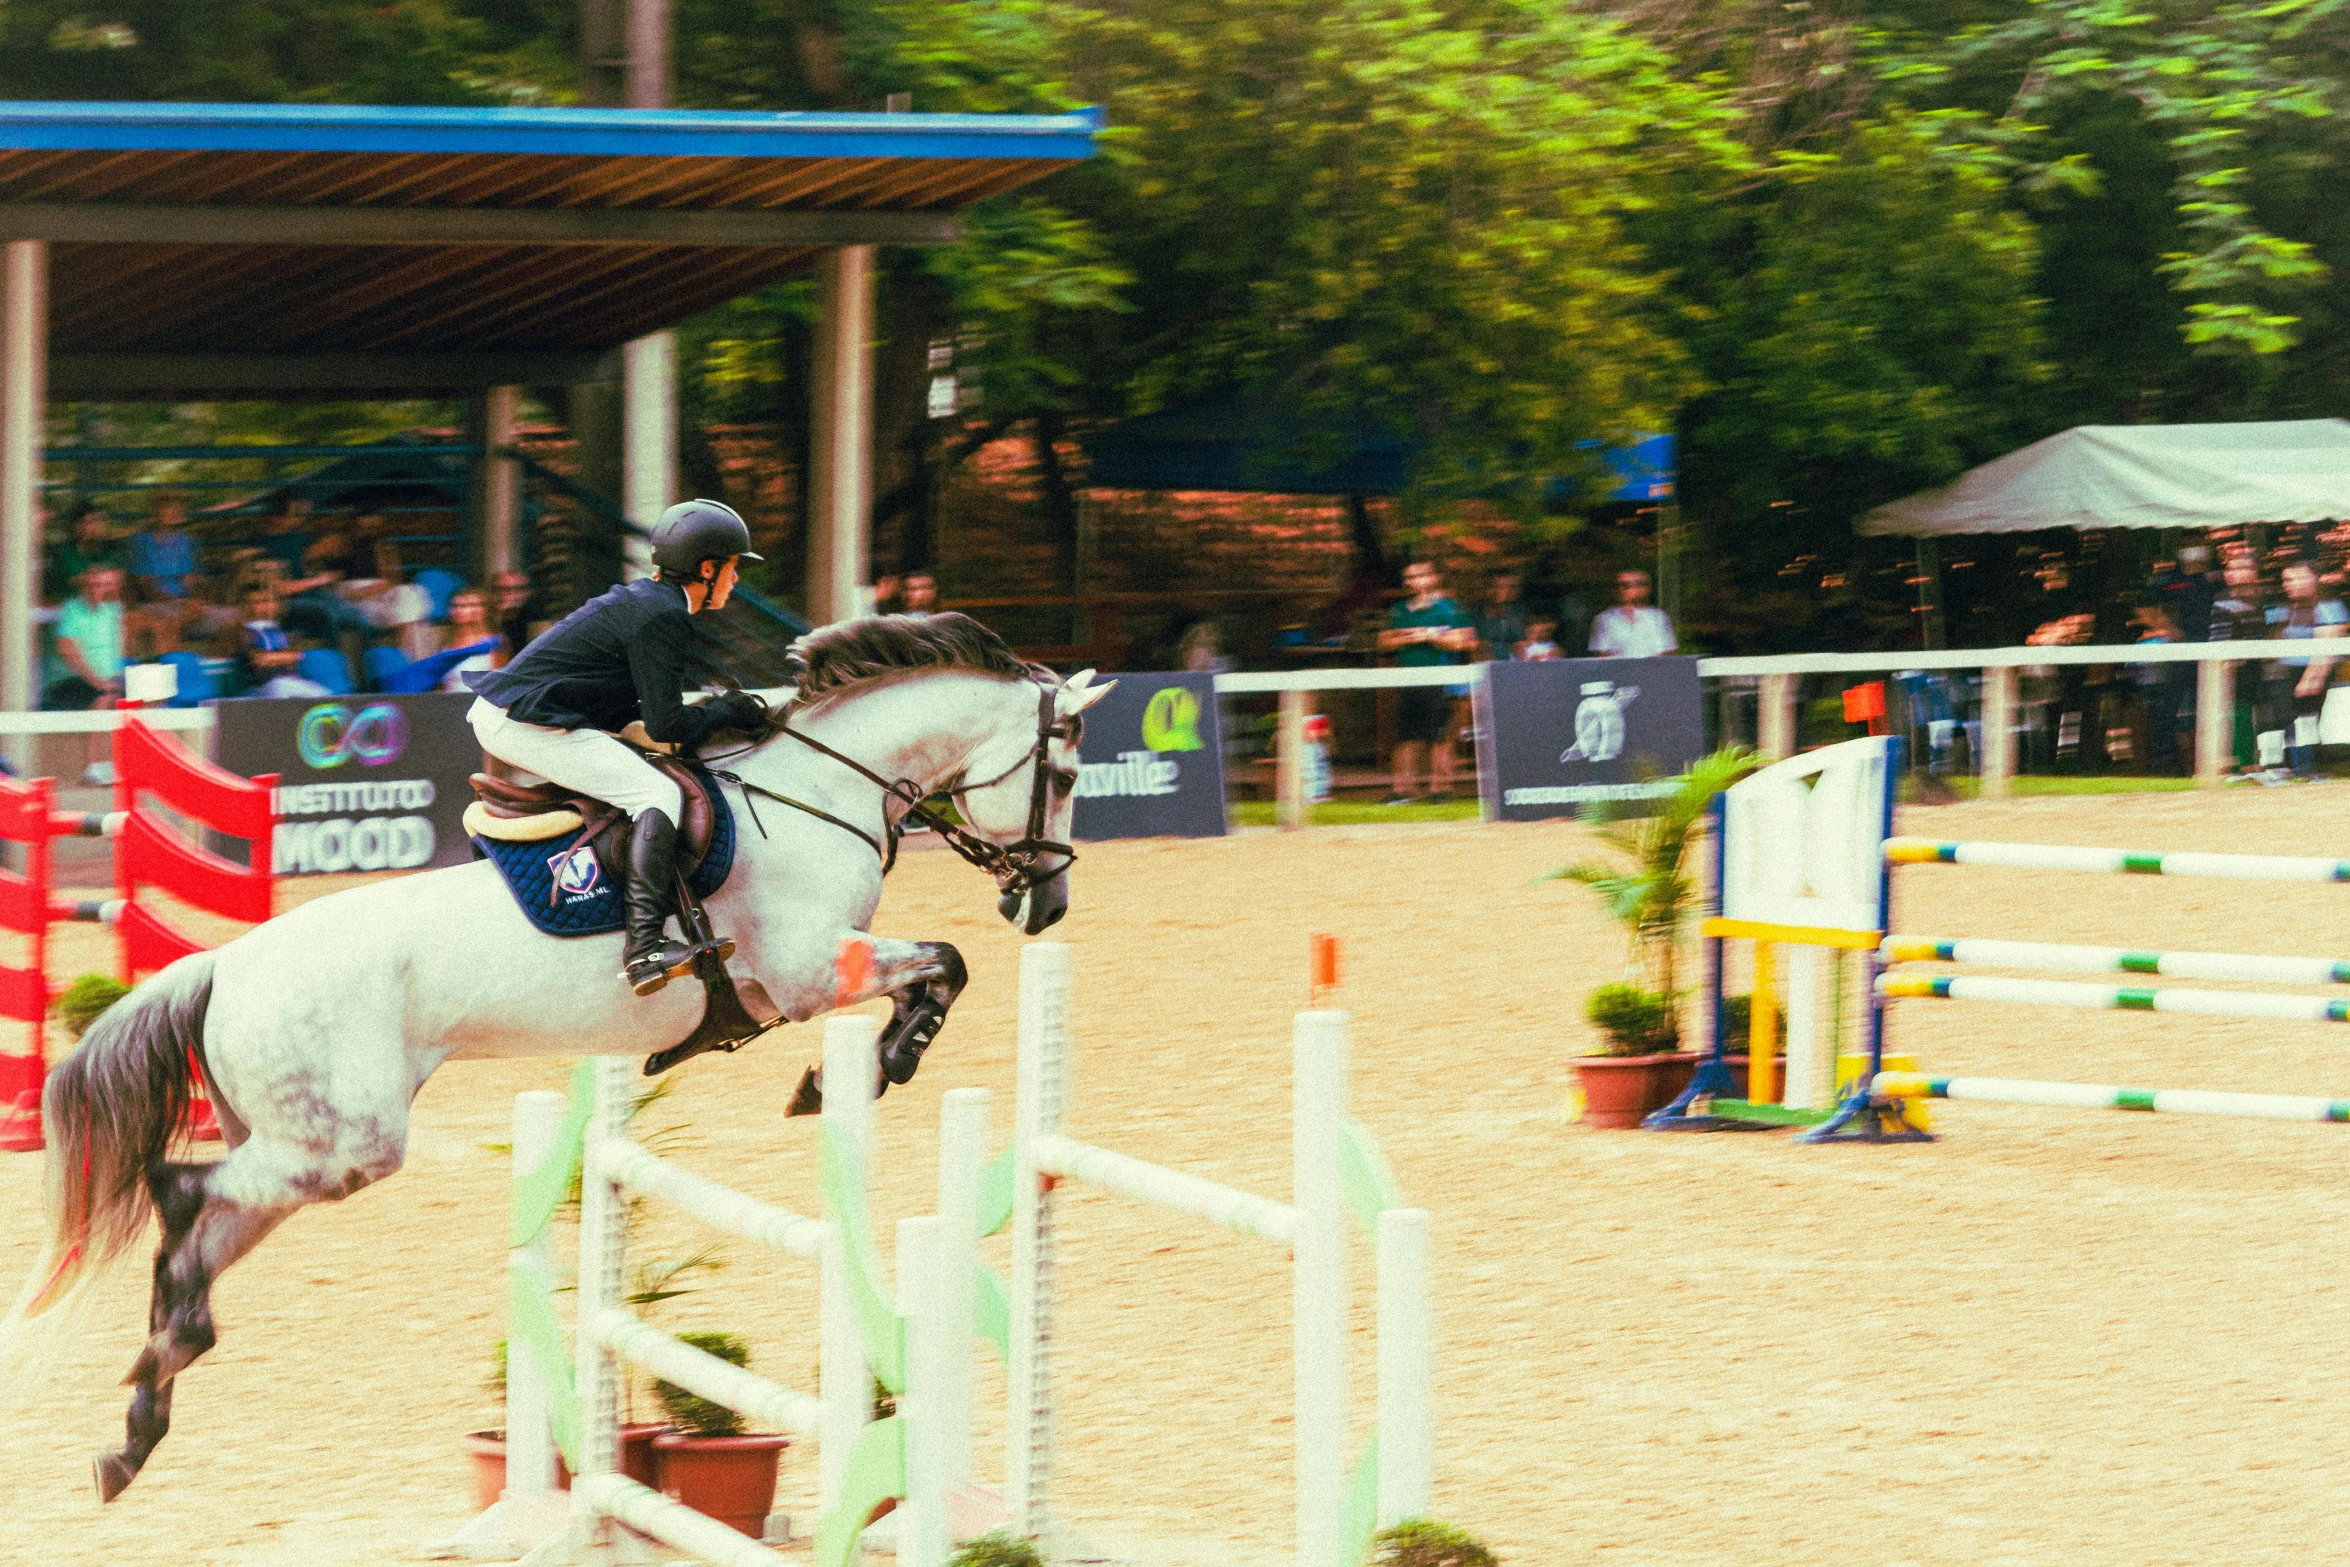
[706,679,1078,893]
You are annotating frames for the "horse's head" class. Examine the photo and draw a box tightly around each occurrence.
[955,668,1114,933]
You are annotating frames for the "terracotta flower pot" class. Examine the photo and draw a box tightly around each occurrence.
[461,1424,663,1512]
[655,1432,790,1537]
[462,1430,572,1512]
[1569,1051,1698,1129]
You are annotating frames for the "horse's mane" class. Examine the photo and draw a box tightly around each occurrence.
[788,612,1047,703]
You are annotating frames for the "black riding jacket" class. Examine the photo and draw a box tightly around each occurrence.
[465,577,735,748]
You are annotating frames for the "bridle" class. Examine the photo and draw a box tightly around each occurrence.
[706,677,1081,899]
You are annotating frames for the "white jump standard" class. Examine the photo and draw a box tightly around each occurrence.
[1674,739,2350,1145]
[1006,941,1433,1567]
[459,1015,964,1567]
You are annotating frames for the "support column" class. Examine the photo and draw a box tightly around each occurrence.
[1275,689,1312,831]
[1758,673,1798,760]
[1980,664,2017,799]
[478,384,521,579]
[807,246,875,626]
[0,240,44,737]
[622,332,675,578]
[2196,657,2236,788]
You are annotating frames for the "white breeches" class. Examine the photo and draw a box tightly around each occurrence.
[468,698,682,821]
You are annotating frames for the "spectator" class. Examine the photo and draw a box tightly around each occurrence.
[44,563,126,784]
[434,587,504,692]
[1475,572,1528,663]
[1375,559,1476,803]
[2263,560,2345,779]
[2156,543,2220,642]
[1174,616,1229,674]
[491,568,537,661]
[128,491,197,604]
[902,571,938,615]
[281,520,366,645]
[1589,568,1677,658]
[236,583,331,699]
[261,499,326,591]
[45,503,120,603]
[1517,619,1563,660]
[2211,556,2268,644]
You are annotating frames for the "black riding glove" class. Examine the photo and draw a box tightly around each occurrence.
[703,690,769,731]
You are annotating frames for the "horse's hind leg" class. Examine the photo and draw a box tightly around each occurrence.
[98,1128,403,1502]
[96,1163,210,1503]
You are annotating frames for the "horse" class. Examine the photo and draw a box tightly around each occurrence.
[1,611,1114,1503]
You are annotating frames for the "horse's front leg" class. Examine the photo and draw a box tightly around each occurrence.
[783,936,966,1117]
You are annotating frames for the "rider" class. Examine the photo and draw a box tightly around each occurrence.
[465,499,771,996]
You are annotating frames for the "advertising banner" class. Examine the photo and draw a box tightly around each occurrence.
[211,692,480,875]
[1472,656,1706,821]
[1069,671,1228,840]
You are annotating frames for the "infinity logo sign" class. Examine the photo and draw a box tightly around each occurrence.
[297,703,409,769]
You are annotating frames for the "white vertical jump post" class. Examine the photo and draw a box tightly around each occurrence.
[477,1014,966,1567]
[1007,941,1434,1567]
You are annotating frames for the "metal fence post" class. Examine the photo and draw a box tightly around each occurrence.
[2197,657,2236,788]
[1979,664,2017,799]
[1276,688,1312,831]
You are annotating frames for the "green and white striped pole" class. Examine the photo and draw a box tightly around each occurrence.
[1885,838,2350,884]
[1874,1072,2350,1124]
[1883,936,2350,988]
[1879,972,2350,1023]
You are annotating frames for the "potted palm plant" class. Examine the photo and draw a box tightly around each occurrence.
[1555,746,1759,1126]
[652,1331,791,1537]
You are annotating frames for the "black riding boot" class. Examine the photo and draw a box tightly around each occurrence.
[621,808,698,996]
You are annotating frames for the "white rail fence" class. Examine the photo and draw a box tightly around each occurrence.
[1007,941,1433,1567]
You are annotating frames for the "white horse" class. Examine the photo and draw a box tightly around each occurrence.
[3,612,1113,1502]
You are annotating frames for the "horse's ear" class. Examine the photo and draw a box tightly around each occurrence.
[1061,670,1116,714]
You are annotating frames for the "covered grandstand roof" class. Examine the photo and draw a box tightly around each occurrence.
[0,100,1102,395]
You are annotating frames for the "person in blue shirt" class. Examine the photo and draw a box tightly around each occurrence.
[2263,560,2347,779]
[128,493,197,602]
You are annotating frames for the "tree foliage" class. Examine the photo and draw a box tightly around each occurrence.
[9,0,2350,644]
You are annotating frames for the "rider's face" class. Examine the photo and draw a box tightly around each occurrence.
[703,555,741,610]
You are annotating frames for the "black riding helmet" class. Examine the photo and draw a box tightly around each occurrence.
[651,498,762,579]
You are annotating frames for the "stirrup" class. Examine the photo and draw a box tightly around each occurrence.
[624,942,699,997]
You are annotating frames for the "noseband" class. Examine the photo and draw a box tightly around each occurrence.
[710,679,1079,896]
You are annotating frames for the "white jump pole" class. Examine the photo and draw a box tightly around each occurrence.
[1375,1207,1433,1528]
[820,1014,880,1514]
[572,1057,632,1557]
[1008,941,1072,1536]
[508,1090,566,1501]
[935,1087,990,1496]
[1292,1011,1348,1567]
[443,1090,570,1559]
[896,1214,950,1567]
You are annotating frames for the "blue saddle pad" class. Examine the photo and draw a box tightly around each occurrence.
[473,770,737,938]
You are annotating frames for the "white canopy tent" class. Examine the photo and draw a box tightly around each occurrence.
[1859,419,2350,536]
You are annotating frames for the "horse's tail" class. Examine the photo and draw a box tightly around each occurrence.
[0,953,213,1359]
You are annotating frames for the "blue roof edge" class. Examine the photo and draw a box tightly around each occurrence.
[0,100,1104,161]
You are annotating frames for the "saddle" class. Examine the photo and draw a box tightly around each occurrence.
[464,751,720,879]
[465,750,770,1077]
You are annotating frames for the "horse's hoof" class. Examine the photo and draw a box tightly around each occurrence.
[95,1449,140,1503]
[785,1065,822,1118]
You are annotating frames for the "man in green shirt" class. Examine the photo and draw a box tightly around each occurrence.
[45,562,128,784]
[1376,559,1477,803]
